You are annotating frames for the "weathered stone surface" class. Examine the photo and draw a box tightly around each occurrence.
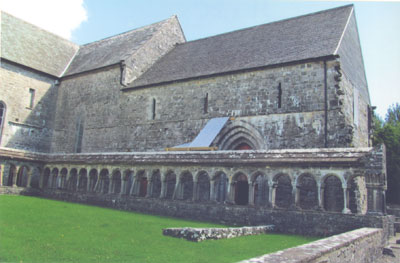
[240,228,383,263]
[162,225,274,242]
[0,61,58,152]
[51,59,370,153]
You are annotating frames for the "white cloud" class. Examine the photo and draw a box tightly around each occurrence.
[1,0,87,39]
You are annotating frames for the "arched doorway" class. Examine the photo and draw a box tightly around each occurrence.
[323,175,344,212]
[197,172,210,202]
[298,174,318,210]
[16,166,29,187]
[234,174,249,205]
[213,172,227,203]
[7,164,16,186]
[274,174,292,208]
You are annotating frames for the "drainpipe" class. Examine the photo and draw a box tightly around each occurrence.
[324,60,328,148]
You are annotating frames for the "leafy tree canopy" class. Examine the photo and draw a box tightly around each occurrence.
[373,103,400,204]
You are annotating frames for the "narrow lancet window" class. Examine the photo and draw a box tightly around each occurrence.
[277,83,282,109]
[152,98,156,120]
[75,116,84,153]
[203,93,208,114]
[29,89,35,108]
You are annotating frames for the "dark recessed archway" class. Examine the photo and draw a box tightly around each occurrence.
[234,174,249,205]
[234,142,253,150]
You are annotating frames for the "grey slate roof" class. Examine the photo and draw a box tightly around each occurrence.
[1,12,78,77]
[131,5,353,88]
[64,19,168,76]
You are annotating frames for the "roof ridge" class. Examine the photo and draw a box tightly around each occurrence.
[80,16,175,47]
[1,11,78,47]
[180,4,354,45]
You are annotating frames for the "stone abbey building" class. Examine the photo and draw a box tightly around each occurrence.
[0,5,392,238]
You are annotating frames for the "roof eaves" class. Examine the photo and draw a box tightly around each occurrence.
[61,62,122,79]
[1,58,59,79]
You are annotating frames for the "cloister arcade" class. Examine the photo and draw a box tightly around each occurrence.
[0,146,386,215]
[1,162,368,215]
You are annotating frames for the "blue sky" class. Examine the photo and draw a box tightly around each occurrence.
[3,0,399,118]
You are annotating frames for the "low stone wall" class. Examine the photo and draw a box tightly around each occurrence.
[240,228,383,263]
[163,225,274,242]
[0,186,39,195]
[23,188,393,243]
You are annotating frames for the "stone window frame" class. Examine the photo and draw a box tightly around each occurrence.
[277,82,282,109]
[203,93,209,114]
[28,88,35,109]
[74,115,85,153]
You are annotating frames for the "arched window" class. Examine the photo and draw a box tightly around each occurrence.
[0,101,6,144]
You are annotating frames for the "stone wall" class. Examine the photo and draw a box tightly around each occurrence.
[241,228,383,263]
[163,225,274,242]
[0,61,58,152]
[29,189,393,241]
[50,58,370,153]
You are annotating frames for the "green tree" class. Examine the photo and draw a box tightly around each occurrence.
[373,103,400,204]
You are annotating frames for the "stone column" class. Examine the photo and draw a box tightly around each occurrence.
[248,180,255,206]
[76,176,80,192]
[292,181,299,208]
[27,169,33,188]
[268,181,276,208]
[210,180,216,202]
[145,178,152,198]
[12,166,19,187]
[94,176,100,193]
[192,180,198,201]
[342,183,351,214]
[131,176,139,196]
[120,178,126,195]
[226,178,235,204]
[160,178,167,199]
[172,177,181,200]
[317,182,325,210]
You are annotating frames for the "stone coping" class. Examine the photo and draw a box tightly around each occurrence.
[163,225,275,242]
[0,146,373,165]
[240,227,382,263]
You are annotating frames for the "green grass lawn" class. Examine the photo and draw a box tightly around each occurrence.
[0,195,318,263]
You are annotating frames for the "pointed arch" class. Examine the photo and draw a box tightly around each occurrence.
[213,120,265,150]
[16,165,30,187]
